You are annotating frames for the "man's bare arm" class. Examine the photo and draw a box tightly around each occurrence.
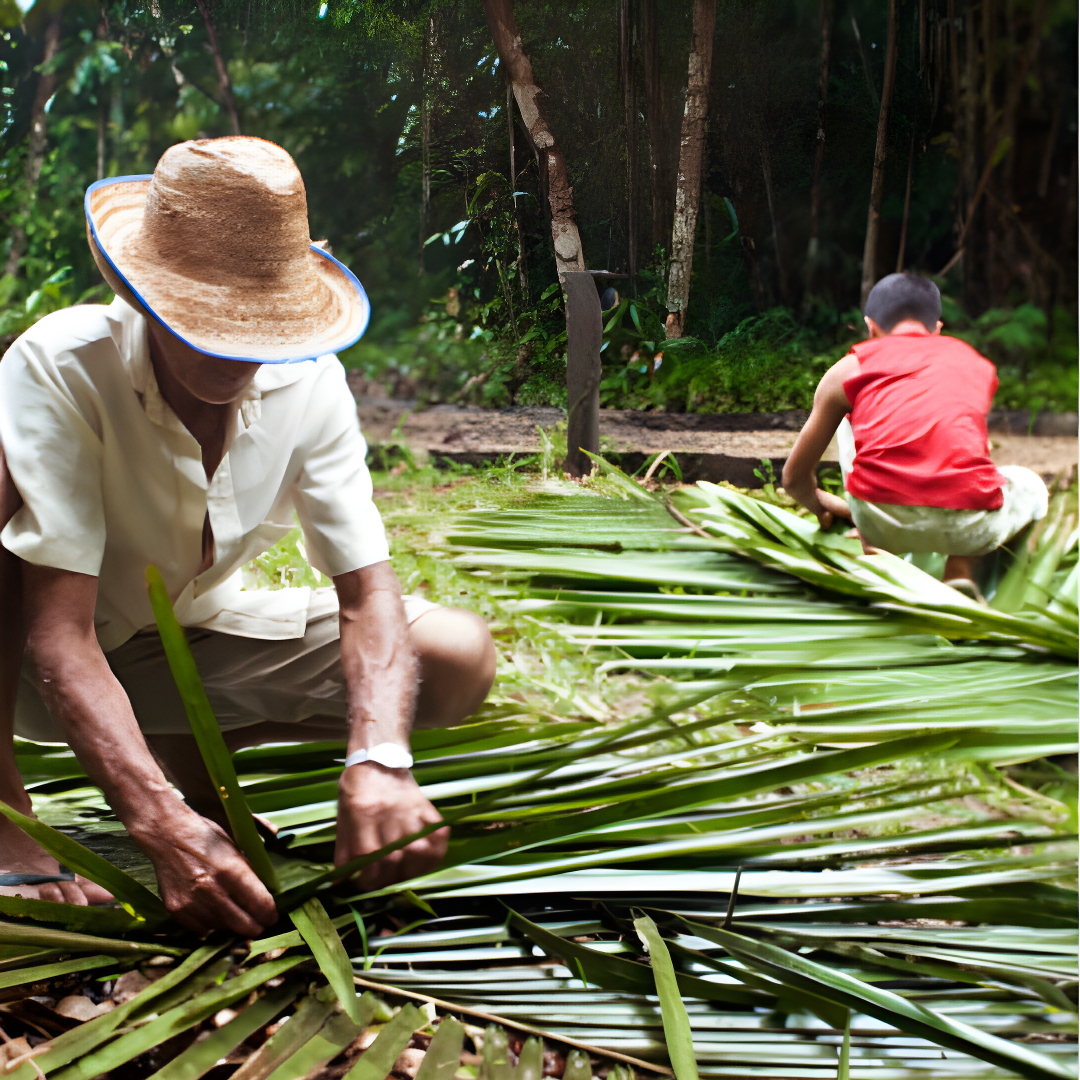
[782,355,859,528]
[22,564,277,935]
[333,561,448,891]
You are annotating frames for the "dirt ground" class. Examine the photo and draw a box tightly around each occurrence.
[353,383,1078,487]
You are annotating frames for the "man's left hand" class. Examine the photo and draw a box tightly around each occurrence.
[334,763,449,891]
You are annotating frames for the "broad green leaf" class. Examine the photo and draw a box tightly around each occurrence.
[7,943,227,1079]
[0,954,124,990]
[341,1003,423,1080]
[145,564,279,893]
[414,1018,464,1080]
[50,955,303,1080]
[0,918,185,958]
[838,1010,850,1080]
[264,1002,374,1080]
[690,923,1074,1080]
[0,799,169,922]
[632,914,698,1080]
[227,989,338,1080]
[146,979,299,1080]
[288,897,364,1024]
[0,894,151,936]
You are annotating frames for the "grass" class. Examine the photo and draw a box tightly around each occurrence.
[4,459,1077,1079]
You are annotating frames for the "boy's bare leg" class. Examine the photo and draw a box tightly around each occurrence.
[943,555,977,582]
[0,450,111,903]
[148,607,496,830]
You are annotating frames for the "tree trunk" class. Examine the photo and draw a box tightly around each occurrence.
[947,0,959,119]
[419,18,433,276]
[619,0,637,280]
[482,0,585,280]
[804,0,832,298]
[850,16,879,112]
[896,131,916,271]
[508,85,529,299]
[859,0,899,308]
[641,0,676,257]
[760,142,787,303]
[195,0,240,136]
[4,13,62,279]
[664,0,716,339]
[960,4,980,311]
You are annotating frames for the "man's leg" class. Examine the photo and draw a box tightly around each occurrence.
[148,606,496,823]
[0,448,110,903]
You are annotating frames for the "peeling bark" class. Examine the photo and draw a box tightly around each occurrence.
[195,0,240,136]
[482,0,585,280]
[664,0,716,339]
[859,0,899,308]
[4,13,62,279]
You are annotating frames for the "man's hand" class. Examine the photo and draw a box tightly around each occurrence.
[136,805,278,937]
[811,489,853,531]
[334,764,448,892]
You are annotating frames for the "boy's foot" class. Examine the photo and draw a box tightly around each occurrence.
[944,577,987,605]
[0,815,113,905]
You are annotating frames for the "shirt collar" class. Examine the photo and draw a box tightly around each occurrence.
[106,296,320,432]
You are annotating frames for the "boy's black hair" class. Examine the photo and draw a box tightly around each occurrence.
[863,273,941,332]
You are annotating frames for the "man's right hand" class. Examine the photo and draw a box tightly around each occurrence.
[137,806,278,937]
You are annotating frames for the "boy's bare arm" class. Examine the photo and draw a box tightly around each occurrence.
[21,563,277,935]
[782,356,859,528]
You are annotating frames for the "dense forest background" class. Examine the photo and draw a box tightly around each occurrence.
[0,0,1076,413]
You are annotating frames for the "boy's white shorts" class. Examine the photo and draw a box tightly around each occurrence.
[837,418,1049,557]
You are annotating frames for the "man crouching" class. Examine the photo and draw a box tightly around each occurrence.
[0,137,495,933]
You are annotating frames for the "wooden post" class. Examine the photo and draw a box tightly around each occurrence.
[564,272,603,478]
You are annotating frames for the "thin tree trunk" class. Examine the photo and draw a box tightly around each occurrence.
[859,0,899,307]
[4,13,62,279]
[419,18,433,276]
[896,131,916,271]
[760,142,787,304]
[508,85,529,299]
[741,235,766,312]
[960,4,979,310]
[195,0,240,136]
[620,0,637,279]
[664,0,716,339]
[482,0,585,279]
[805,0,832,298]
[1037,95,1061,199]
[947,0,959,119]
[918,0,926,78]
[850,16,880,112]
[641,0,674,257]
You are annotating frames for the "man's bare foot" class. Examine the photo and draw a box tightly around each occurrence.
[0,815,113,905]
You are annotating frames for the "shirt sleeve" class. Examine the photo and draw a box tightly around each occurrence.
[290,359,390,578]
[0,335,106,576]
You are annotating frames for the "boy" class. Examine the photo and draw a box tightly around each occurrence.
[782,273,1048,595]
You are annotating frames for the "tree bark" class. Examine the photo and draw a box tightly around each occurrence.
[641,0,677,257]
[664,0,716,339]
[195,0,240,136]
[859,0,899,308]
[4,13,62,279]
[760,142,787,304]
[482,0,585,280]
[804,0,832,298]
[619,0,637,279]
[419,17,433,276]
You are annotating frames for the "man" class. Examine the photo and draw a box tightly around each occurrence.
[0,137,496,935]
[782,273,1048,595]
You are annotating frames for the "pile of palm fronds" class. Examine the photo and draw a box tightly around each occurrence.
[3,465,1076,1080]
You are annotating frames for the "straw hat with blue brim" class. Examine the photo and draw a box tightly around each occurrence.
[85,136,369,364]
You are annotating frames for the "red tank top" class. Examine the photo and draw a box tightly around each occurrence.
[841,333,1005,510]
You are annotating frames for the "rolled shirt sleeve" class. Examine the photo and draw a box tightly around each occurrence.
[0,332,107,577]
[290,359,390,578]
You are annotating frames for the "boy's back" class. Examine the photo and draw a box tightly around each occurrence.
[842,333,1003,512]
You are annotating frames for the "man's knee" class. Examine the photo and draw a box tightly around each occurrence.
[411,607,496,724]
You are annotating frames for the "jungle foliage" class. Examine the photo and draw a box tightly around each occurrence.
[0,0,1076,412]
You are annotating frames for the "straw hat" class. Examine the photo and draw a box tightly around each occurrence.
[85,136,369,364]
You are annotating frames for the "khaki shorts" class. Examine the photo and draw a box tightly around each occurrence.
[837,419,1049,557]
[15,592,440,742]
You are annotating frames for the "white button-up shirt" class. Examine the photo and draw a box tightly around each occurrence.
[0,297,389,652]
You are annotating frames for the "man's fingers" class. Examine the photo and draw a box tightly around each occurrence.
[58,879,90,906]
[818,511,833,530]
